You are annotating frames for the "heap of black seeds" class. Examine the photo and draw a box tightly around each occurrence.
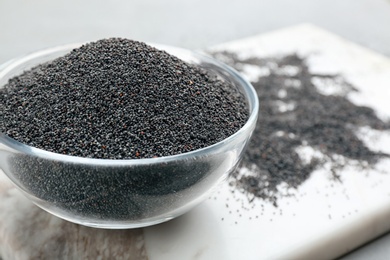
[0,38,248,159]
[212,52,390,205]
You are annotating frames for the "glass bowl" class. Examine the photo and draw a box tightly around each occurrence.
[0,44,259,229]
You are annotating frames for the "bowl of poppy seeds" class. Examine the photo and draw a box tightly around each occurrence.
[0,38,258,228]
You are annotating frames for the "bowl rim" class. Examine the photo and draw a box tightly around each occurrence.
[0,43,259,166]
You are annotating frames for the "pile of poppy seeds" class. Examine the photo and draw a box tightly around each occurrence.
[0,38,248,159]
[213,52,390,206]
[0,39,249,220]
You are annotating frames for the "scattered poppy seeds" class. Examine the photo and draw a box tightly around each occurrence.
[213,52,390,205]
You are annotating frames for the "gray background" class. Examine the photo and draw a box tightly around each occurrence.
[1,0,390,64]
[1,0,390,259]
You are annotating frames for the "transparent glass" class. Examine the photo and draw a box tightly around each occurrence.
[0,44,259,229]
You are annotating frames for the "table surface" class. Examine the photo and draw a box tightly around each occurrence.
[1,1,390,259]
